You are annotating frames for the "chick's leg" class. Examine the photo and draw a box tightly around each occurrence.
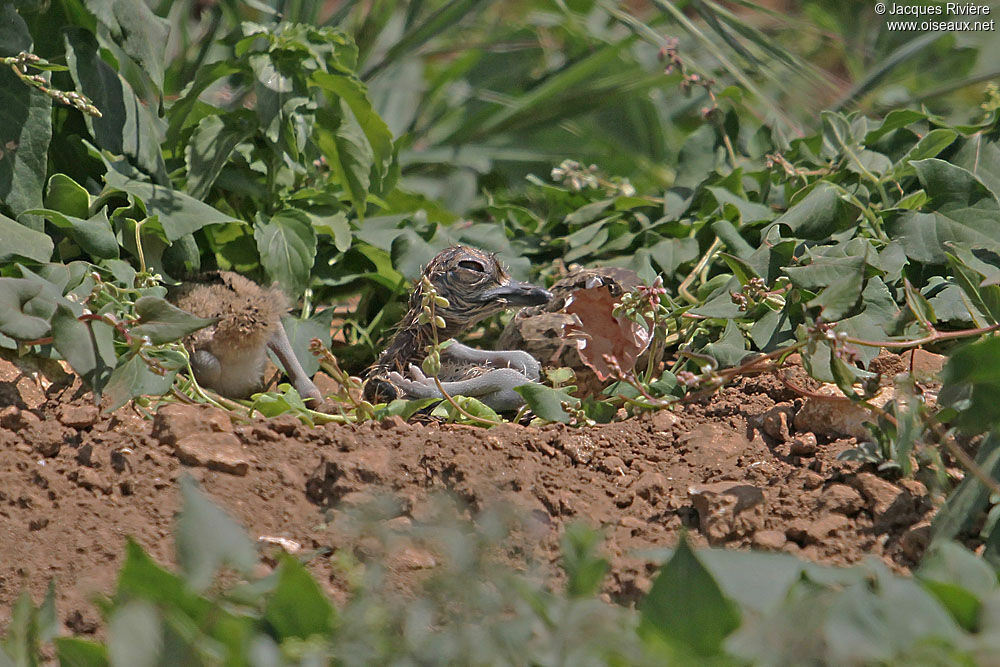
[268,323,323,403]
[387,363,533,412]
[441,340,541,380]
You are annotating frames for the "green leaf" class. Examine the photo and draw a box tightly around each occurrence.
[108,600,162,667]
[103,352,179,412]
[561,523,610,598]
[64,27,167,181]
[25,208,118,260]
[0,5,52,231]
[639,535,740,656]
[307,210,352,253]
[263,555,336,640]
[184,112,255,200]
[889,129,957,180]
[0,213,53,263]
[176,475,258,591]
[0,277,58,340]
[86,0,170,92]
[315,105,373,217]
[374,398,440,420]
[770,182,853,240]
[703,319,747,368]
[890,158,1000,264]
[254,210,317,297]
[824,575,959,664]
[131,296,217,344]
[51,305,116,397]
[918,542,996,631]
[940,338,1000,433]
[104,170,240,243]
[806,252,867,321]
[250,386,313,424]
[54,637,110,667]
[514,384,578,424]
[310,71,393,178]
[947,246,1000,325]
[45,173,90,218]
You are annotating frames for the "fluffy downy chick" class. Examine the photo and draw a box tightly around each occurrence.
[170,272,322,402]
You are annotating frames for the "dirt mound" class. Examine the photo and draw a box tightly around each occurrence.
[0,355,942,634]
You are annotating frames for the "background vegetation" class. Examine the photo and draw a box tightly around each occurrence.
[4,0,1000,662]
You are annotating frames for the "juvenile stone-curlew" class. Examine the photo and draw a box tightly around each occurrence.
[170,271,322,403]
[363,245,552,411]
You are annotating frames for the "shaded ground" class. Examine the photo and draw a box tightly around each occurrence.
[0,352,945,634]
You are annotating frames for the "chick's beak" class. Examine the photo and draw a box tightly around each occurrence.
[478,280,552,306]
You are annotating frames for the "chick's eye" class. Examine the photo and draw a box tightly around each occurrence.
[457,260,485,272]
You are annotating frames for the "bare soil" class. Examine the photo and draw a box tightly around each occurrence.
[0,352,946,635]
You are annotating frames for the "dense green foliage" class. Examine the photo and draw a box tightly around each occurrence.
[5,0,1000,661]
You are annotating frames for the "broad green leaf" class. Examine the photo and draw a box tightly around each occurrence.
[3,592,36,667]
[806,252,866,321]
[639,535,740,656]
[184,112,255,200]
[103,352,179,413]
[85,0,170,92]
[176,475,258,591]
[45,173,90,218]
[315,105,373,217]
[0,277,61,339]
[431,395,501,424]
[54,637,109,667]
[0,5,51,231]
[131,296,216,344]
[770,182,853,240]
[918,542,996,631]
[514,383,578,424]
[108,600,161,667]
[707,186,775,223]
[939,338,1000,434]
[375,398,440,420]
[263,556,336,640]
[114,539,213,617]
[0,213,53,263]
[647,237,699,276]
[704,319,747,368]
[64,28,167,181]
[104,170,240,243]
[254,210,317,297]
[561,523,610,598]
[250,386,313,424]
[890,159,1000,264]
[889,129,957,180]
[307,210,352,253]
[111,539,255,662]
[863,109,926,142]
[165,61,243,149]
[947,246,1000,325]
[952,132,1000,200]
[919,580,981,633]
[824,576,959,664]
[51,305,116,397]
[25,208,118,260]
[310,71,393,177]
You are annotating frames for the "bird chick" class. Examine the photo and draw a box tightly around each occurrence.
[170,272,322,403]
[364,245,553,411]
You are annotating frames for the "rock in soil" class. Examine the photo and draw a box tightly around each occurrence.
[689,481,766,545]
